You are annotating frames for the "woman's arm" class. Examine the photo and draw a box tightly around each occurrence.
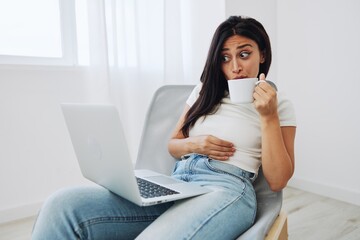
[168,105,235,160]
[261,120,296,191]
[254,74,296,191]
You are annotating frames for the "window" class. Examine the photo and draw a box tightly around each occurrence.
[0,0,76,65]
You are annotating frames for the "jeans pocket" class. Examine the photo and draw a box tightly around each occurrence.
[205,160,246,190]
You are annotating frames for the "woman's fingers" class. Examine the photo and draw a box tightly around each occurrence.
[197,135,235,160]
[259,73,266,81]
[253,74,278,117]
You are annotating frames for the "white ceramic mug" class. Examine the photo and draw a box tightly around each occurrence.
[227,78,258,103]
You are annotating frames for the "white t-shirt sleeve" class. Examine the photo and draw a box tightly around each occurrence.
[278,92,297,127]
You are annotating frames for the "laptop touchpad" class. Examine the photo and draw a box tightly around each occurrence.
[145,176,181,185]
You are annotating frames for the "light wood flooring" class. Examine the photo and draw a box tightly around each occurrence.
[282,187,360,240]
[1,187,359,240]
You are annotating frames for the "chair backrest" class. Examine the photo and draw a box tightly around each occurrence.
[135,85,282,240]
[135,85,193,174]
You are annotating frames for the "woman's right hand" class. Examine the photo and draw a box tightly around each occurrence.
[189,135,235,161]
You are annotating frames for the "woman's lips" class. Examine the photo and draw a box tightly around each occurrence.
[233,76,247,80]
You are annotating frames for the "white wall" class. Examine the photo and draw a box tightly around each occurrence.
[0,66,110,223]
[277,0,360,205]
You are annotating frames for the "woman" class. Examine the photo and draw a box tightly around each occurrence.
[32,16,296,240]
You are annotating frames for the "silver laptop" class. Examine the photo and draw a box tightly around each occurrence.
[61,103,210,206]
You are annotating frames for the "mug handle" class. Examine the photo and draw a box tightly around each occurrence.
[255,80,278,91]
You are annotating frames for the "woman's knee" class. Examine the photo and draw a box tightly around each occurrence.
[37,186,117,228]
[36,187,90,222]
[32,186,98,239]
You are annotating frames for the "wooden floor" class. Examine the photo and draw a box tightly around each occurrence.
[0,215,36,240]
[1,187,359,240]
[282,187,360,240]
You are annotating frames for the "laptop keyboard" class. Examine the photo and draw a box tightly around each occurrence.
[136,177,179,199]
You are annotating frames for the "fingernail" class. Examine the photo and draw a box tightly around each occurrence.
[255,80,266,86]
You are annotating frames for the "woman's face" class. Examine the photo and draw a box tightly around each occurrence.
[221,35,264,80]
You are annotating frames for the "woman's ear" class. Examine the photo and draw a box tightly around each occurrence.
[260,51,266,63]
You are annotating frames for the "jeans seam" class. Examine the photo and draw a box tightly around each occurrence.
[205,160,257,226]
[75,216,159,239]
[188,190,247,240]
[251,197,257,224]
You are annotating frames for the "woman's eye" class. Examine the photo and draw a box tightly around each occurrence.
[221,55,230,62]
[240,52,250,58]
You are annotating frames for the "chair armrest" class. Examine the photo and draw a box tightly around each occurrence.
[265,210,288,240]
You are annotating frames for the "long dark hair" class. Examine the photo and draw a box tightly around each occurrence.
[181,16,272,137]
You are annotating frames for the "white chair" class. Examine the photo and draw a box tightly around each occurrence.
[135,85,288,240]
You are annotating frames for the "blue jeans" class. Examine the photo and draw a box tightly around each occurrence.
[32,154,257,240]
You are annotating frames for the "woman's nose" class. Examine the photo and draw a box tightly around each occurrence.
[232,60,241,73]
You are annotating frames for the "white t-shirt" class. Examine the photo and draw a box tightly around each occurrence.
[186,83,297,175]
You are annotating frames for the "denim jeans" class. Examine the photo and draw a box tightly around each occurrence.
[32,154,257,240]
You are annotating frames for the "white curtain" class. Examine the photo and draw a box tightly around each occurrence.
[78,0,226,158]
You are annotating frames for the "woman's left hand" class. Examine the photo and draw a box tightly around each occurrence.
[253,73,278,119]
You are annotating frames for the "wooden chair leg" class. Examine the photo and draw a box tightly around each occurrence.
[265,210,288,240]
